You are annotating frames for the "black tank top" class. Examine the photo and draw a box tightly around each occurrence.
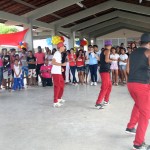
[100,50,110,73]
[128,47,150,84]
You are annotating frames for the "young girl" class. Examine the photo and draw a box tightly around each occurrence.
[110,47,120,85]
[68,48,77,85]
[76,50,85,85]
[119,48,128,84]
[12,59,22,91]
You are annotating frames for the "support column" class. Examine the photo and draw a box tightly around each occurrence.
[24,22,33,51]
[69,31,75,49]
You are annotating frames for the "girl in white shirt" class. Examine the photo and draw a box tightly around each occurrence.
[119,48,128,84]
[12,59,22,91]
[110,47,120,85]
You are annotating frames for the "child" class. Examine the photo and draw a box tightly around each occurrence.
[110,47,120,86]
[40,59,53,87]
[119,47,128,84]
[27,51,36,86]
[76,50,85,85]
[12,59,22,91]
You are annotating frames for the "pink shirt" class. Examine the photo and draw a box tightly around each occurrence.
[40,65,52,78]
[34,52,45,64]
[0,57,3,67]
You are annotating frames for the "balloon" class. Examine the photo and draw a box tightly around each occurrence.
[52,36,62,45]
[60,36,65,42]
[80,40,88,46]
[19,42,23,46]
[18,45,21,49]
[23,42,27,47]
[76,40,80,45]
[46,38,52,45]
[21,45,24,48]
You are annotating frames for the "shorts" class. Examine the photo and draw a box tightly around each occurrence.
[110,63,118,70]
[28,69,36,78]
[77,66,85,72]
[3,69,12,80]
[22,66,28,77]
[85,64,89,74]
[119,65,126,70]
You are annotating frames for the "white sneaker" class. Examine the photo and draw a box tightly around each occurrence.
[91,82,94,86]
[103,101,110,106]
[58,98,66,103]
[53,102,63,108]
[94,82,97,86]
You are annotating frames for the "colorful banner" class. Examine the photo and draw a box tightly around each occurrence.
[0,29,28,46]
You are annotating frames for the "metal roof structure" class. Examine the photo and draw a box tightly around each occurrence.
[0,0,150,39]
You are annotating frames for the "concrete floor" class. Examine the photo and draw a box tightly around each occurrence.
[0,84,150,150]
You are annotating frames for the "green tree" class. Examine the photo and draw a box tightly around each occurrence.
[0,23,18,34]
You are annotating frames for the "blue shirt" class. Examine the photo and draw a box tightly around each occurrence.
[89,53,98,65]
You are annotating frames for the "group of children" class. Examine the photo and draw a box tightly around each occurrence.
[0,47,53,92]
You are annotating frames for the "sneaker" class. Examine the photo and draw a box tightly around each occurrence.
[91,82,94,86]
[94,82,97,86]
[95,103,104,109]
[133,143,150,150]
[53,102,63,108]
[103,101,110,106]
[58,98,66,103]
[125,128,136,135]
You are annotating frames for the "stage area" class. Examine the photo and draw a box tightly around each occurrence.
[0,84,150,150]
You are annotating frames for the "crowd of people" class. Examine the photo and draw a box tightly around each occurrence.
[0,41,137,92]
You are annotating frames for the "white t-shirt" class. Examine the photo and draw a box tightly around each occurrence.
[119,54,128,65]
[110,54,119,64]
[51,51,62,74]
[14,65,22,78]
[85,51,89,65]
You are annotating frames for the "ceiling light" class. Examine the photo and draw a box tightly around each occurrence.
[76,2,84,8]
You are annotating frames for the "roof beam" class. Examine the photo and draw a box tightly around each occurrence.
[112,0,150,16]
[50,0,113,27]
[24,0,83,19]
[52,0,150,28]
[13,0,37,9]
[71,10,150,31]
[0,10,28,24]
[89,23,149,38]
[81,18,150,34]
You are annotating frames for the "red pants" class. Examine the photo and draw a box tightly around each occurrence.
[127,83,150,146]
[52,74,65,103]
[96,72,112,104]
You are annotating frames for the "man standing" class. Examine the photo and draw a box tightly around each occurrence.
[126,33,150,150]
[51,42,66,107]
[34,46,45,84]
[95,40,112,109]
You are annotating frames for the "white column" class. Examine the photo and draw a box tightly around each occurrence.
[68,31,75,49]
[24,23,33,51]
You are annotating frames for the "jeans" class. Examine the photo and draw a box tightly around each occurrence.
[89,64,98,82]
[13,78,22,90]
[0,67,3,86]
[70,66,77,83]
[42,78,53,87]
